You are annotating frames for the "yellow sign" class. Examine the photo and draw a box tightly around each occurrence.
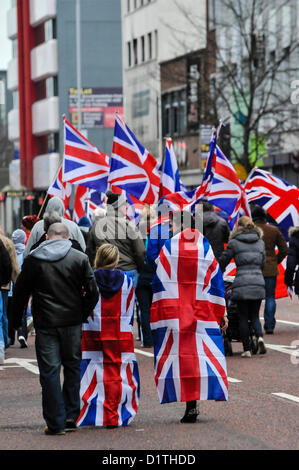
[234,163,247,182]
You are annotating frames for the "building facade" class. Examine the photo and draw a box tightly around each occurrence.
[5,0,122,232]
[121,0,207,187]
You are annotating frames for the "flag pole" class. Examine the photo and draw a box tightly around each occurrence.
[76,0,82,131]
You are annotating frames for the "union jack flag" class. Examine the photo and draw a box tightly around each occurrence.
[108,114,160,204]
[62,116,109,192]
[73,186,107,223]
[150,228,228,404]
[77,275,140,427]
[245,168,299,240]
[159,138,186,198]
[47,164,72,216]
[200,143,250,228]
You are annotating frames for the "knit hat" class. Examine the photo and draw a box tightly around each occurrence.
[78,216,91,228]
[21,214,40,231]
[12,229,26,246]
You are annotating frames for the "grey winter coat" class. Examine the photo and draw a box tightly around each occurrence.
[219,226,266,300]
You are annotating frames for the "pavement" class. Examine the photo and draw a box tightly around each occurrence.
[0,296,299,453]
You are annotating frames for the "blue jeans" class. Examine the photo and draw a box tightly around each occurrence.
[0,291,9,349]
[264,276,277,332]
[35,325,82,431]
[124,269,139,290]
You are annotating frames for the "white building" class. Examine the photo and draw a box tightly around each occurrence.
[121,0,207,186]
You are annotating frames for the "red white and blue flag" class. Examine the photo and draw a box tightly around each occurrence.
[150,228,228,404]
[108,114,161,204]
[159,138,186,198]
[62,116,109,192]
[77,275,140,427]
[47,164,72,217]
[73,186,107,223]
[245,168,299,240]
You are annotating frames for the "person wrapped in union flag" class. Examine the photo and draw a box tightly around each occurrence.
[77,244,140,428]
[150,212,229,423]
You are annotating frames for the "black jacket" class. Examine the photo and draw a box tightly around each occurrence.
[13,239,99,330]
[203,212,230,261]
[284,227,299,294]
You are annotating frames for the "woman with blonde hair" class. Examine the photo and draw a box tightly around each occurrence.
[77,244,140,428]
[219,216,267,357]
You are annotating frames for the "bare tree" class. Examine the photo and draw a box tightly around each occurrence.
[162,0,299,173]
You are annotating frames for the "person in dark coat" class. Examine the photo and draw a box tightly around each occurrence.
[78,216,91,246]
[284,226,299,298]
[251,205,288,334]
[203,202,230,261]
[13,223,99,435]
[219,216,266,357]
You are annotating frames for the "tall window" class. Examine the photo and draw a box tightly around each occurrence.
[141,36,145,62]
[127,0,130,12]
[46,77,58,98]
[133,38,138,65]
[148,32,152,60]
[45,18,57,41]
[127,41,132,67]
[162,88,187,136]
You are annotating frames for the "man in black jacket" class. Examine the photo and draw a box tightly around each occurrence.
[202,202,230,261]
[13,223,99,435]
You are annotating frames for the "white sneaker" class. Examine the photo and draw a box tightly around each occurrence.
[241,351,251,358]
[18,336,28,348]
[258,337,267,354]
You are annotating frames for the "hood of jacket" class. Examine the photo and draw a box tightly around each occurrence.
[230,225,263,243]
[289,226,299,239]
[30,238,72,261]
[94,268,125,298]
[45,196,66,217]
[203,211,221,227]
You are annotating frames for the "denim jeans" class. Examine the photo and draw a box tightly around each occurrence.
[263,276,277,332]
[35,325,82,431]
[124,269,139,290]
[0,291,9,348]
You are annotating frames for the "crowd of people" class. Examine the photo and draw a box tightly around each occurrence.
[0,191,298,434]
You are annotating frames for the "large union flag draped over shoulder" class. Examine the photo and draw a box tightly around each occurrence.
[108,114,161,204]
[62,116,110,192]
[244,167,299,240]
[77,275,140,427]
[150,228,228,404]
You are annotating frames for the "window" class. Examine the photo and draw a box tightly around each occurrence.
[127,0,130,12]
[12,91,19,109]
[48,133,59,153]
[127,41,132,67]
[45,18,57,41]
[162,88,187,136]
[148,32,152,60]
[46,76,58,98]
[133,38,138,65]
[141,36,145,62]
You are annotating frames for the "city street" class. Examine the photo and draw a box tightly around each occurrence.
[0,296,298,452]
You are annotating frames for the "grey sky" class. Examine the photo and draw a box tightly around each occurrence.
[0,0,12,70]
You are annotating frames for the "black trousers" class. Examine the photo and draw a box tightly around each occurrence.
[236,299,262,351]
[35,325,82,431]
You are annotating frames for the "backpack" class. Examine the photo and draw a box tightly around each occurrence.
[0,239,12,286]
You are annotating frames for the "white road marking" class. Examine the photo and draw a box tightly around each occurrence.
[134,348,243,383]
[2,358,39,375]
[272,393,299,403]
[260,317,299,327]
[265,344,299,358]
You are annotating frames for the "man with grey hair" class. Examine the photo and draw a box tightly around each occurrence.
[13,223,99,435]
